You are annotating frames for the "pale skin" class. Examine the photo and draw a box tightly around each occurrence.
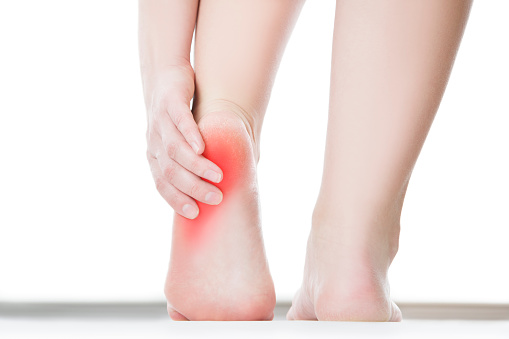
[139,0,473,321]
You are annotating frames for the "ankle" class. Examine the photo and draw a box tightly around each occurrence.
[193,99,261,162]
[310,210,400,267]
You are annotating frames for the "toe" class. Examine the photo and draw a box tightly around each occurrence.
[287,289,317,321]
[389,301,403,322]
[286,306,295,320]
[167,303,189,321]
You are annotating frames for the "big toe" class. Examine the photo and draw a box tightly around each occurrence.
[167,303,189,321]
[286,306,296,320]
[389,301,403,322]
[286,291,317,321]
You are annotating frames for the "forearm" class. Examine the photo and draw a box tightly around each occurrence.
[138,0,198,101]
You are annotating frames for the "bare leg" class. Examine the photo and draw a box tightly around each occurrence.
[164,0,304,320]
[288,0,473,321]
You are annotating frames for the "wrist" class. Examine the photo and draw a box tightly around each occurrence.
[140,63,195,110]
[140,57,193,84]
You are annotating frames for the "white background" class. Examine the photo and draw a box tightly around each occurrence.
[0,1,507,304]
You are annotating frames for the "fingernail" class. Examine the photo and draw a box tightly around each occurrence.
[203,169,222,183]
[182,204,199,219]
[205,192,222,205]
[190,142,200,154]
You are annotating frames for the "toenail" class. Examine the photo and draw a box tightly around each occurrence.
[182,204,198,219]
[205,191,222,204]
[203,169,222,183]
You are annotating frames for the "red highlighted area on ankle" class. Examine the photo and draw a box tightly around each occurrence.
[176,121,254,246]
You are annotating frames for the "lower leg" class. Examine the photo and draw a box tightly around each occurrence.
[289,0,473,321]
[164,0,305,320]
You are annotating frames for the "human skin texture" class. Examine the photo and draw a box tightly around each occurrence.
[166,111,272,320]
[139,0,225,220]
[287,0,474,321]
[156,0,305,320]
[177,117,254,249]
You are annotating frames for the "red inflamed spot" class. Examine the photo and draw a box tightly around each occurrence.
[176,123,253,247]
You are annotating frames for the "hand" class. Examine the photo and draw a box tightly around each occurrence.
[144,64,223,219]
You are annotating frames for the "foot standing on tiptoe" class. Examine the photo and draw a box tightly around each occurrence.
[139,0,305,320]
[139,0,473,322]
[287,0,473,322]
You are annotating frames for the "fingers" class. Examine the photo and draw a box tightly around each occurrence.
[147,154,200,219]
[146,96,224,219]
[167,100,205,155]
[155,145,223,207]
[147,131,224,220]
[160,112,223,184]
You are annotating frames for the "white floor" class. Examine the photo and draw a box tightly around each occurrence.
[1,303,508,339]
[1,318,508,339]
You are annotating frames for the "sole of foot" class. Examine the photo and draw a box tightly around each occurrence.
[164,110,275,321]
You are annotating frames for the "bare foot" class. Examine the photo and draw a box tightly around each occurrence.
[287,219,402,322]
[164,110,275,321]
